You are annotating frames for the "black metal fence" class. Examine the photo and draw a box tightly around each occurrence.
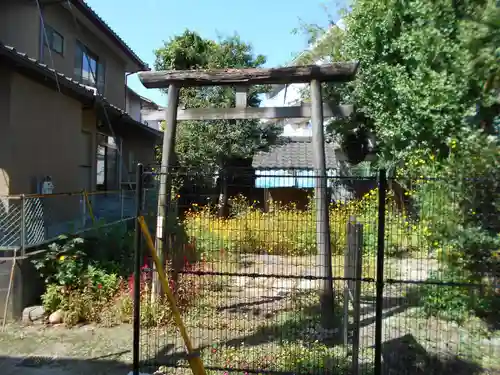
[132,166,500,375]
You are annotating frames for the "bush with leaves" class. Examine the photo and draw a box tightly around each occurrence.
[32,234,121,322]
[154,30,281,216]
[33,228,208,326]
[395,131,500,325]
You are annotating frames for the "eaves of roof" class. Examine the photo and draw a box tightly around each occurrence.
[0,42,162,139]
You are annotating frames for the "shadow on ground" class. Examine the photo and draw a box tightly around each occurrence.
[381,334,487,375]
[145,292,495,375]
[0,354,132,375]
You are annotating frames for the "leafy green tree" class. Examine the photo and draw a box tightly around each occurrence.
[295,0,500,324]
[154,30,281,216]
[297,0,499,169]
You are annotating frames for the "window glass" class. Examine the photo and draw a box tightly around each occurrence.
[44,25,64,55]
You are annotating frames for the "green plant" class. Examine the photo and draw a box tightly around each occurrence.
[184,188,428,258]
[154,30,281,217]
[41,283,64,313]
[228,194,254,217]
[419,263,500,326]
[32,235,87,287]
[83,223,136,276]
[419,266,475,324]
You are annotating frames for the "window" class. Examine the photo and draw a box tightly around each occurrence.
[44,25,64,55]
[96,134,119,190]
[74,41,105,94]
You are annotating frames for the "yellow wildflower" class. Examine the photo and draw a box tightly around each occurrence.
[59,255,65,261]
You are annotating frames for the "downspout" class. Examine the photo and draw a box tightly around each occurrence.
[122,72,134,189]
[125,72,134,112]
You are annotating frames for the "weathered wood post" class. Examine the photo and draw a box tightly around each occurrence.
[310,79,335,328]
[152,84,179,298]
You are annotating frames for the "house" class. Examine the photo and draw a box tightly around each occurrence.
[0,0,162,244]
[0,0,164,320]
[126,86,163,131]
[252,136,354,210]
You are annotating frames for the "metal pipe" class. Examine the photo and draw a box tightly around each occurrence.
[132,163,144,375]
[20,194,26,257]
[374,168,387,375]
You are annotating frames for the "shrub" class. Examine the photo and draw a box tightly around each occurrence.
[189,341,371,375]
[399,134,500,326]
[419,266,476,324]
[34,230,205,327]
[419,263,500,326]
[183,188,429,258]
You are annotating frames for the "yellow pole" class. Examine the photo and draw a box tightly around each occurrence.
[83,190,96,226]
[137,216,206,375]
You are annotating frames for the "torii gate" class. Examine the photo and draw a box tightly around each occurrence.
[138,62,359,328]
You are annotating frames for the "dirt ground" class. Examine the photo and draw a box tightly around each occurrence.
[0,255,498,375]
[0,323,134,375]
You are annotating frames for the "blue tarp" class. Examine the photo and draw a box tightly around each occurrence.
[255,169,338,189]
[255,170,295,188]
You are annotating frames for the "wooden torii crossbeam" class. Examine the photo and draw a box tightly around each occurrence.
[138,62,359,329]
[139,63,358,122]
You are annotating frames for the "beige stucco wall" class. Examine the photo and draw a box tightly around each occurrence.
[0,3,40,58]
[0,69,157,218]
[8,73,84,195]
[0,2,128,109]
[41,5,127,109]
[120,127,157,184]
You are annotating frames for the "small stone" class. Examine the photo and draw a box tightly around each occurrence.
[22,305,46,324]
[48,310,63,324]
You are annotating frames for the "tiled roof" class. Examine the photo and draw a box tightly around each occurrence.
[71,0,149,71]
[0,42,161,138]
[252,136,340,169]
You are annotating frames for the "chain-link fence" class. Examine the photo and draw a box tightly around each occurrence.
[0,189,157,254]
[134,167,500,375]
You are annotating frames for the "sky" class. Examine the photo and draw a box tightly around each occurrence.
[85,0,342,106]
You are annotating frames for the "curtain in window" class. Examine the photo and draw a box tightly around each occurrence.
[74,41,83,82]
[97,61,105,94]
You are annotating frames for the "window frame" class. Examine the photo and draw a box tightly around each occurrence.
[96,133,120,191]
[43,24,64,55]
[81,44,98,87]
[75,40,106,94]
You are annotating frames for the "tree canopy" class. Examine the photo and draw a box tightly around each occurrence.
[297,0,499,170]
[296,0,500,294]
[154,30,281,174]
